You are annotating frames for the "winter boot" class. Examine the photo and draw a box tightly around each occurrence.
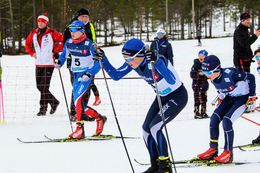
[142,158,158,173]
[252,134,260,144]
[214,150,233,164]
[157,156,172,173]
[201,104,209,118]
[37,105,47,116]
[95,115,107,135]
[197,147,218,160]
[50,101,60,114]
[194,105,203,119]
[69,121,85,139]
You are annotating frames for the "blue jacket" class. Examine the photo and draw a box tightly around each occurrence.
[212,67,255,97]
[58,37,100,75]
[102,55,182,96]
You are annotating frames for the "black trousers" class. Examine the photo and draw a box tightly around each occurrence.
[36,67,58,111]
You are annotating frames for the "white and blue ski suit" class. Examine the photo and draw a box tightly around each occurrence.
[210,68,255,151]
[102,54,188,159]
[58,37,101,120]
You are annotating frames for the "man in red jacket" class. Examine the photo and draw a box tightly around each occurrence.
[25,13,63,116]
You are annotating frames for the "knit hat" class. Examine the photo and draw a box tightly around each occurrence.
[240,12,251,21]
[37,13,49,25]
[202,55,221,71]
[76,8,90,17]
[156,28,166,39]
[69,20,85,33]
[198,49,208,56]
[122,38,145,57]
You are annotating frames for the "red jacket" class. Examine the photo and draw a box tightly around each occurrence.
[25,27,63,67]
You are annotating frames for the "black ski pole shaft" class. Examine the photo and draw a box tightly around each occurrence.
[58,68,73,132]
[98,59,135,173]
[150,61,177,173]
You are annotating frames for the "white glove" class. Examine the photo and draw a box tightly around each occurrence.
[78,73,92,82]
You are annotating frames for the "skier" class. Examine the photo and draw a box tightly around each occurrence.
[25,13,63,116]
[190,49,209,119]
[197,55,256,163]
[252,47,260,144]
[63,8,100,121]
[150,28,174,66]
[96,38,188,173]
[55,20,106,139]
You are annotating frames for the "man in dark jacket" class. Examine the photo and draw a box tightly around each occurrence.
[150,28,174,66]
[233,12,260,72]
[63,8,100,121]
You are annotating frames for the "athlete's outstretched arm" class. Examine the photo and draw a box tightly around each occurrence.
[102,56,132,80]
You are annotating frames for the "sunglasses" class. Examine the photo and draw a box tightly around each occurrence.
[69,26,83,33]
[255,55,260,61]
[124,46,145,63]
[202,65,220,76]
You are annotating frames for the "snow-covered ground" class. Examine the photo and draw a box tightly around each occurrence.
[0,37,260,173]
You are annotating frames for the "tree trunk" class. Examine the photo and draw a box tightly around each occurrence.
[8,0,15,54]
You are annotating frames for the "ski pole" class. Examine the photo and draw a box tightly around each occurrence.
[57,68,73,132]
[97,56,135,173]
[150,61,178,173]
[241,115,260,126]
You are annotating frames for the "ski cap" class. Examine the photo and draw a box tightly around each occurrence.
[76,8,90,17]
[202,55,221,71]
[240,12,251,21]
[37,13,49,25]
[122,38,145,57]
[69,20,85,33]
[198,49,208,56]
[156,28,166,39]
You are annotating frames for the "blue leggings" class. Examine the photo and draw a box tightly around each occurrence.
[142,85,188,159]
[210,95,248,151]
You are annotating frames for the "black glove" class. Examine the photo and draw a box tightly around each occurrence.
[53,53,59,59]
[146,50,158,63]
[67,54,72,69]
[54,59,61,68]
[94,48,105,60]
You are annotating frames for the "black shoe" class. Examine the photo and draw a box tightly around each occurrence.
[252,135,260,144]
[157,156,172,173]
[37,111,46,116]
[194,112,203,119]
[50,101,60,114]
[70,115,76,122]
[142,158,158,173]
[201,113,209,118]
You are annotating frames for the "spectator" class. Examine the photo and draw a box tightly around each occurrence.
[150,28,174,66]
[233,12,260,72]
[190,50,209,119]
[25,13,63,116]
[196,27,202,46]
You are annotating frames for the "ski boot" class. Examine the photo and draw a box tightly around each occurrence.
[197,147,218,160]
[214,150,233,163]
[252,134,260,144]
[95,115,107,135]
[37,105,47,116]
[69,121,85,139]
[157,156,172,173]
[50,100,60,114]
[142,158,158,173]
